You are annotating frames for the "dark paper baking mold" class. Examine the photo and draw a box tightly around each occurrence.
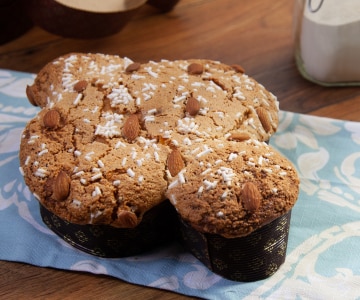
[179,211,292,282]
[40,200,179,257]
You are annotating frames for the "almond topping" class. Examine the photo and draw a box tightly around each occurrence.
[26,85,38,106]
[167,149,185,177]
[186,97,201,116]
[228,132,251,142]
[43,109,61,129]
[117,210,138,228]
[74,80,88,92]
[125,62,141,72]
[256,107,272,133]
[187,63,204,75]
[240,182,261,212]
[122,114,140,141]
[231,64,245,74]
[53,171,70,201]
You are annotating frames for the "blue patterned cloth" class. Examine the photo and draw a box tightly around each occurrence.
[1,69,360,299]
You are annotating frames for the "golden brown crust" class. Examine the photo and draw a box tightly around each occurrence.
[166,140,299,238]
[19,53,282,229]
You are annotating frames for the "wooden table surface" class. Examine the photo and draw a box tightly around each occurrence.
[1,0,360,299]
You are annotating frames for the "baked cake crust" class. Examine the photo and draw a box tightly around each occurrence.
[165,139,299,238]
[19,53,282,229]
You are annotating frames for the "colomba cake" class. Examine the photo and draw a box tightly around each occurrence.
[19,52,286,262]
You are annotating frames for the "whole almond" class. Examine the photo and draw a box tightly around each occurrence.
[74,80,88,92]
[228,132,250,142]
[186,97,201,116]
[122,114,140,141]
[43,109,61,129]
[231,64,245,74]
[125,62,141,72]
[26,85,38,106]
[117,210,138,228]
[167,149,185,177]
[256,107,272,133]
[240,182,262,212]
[187,63,204,75]
[53,171,70,201]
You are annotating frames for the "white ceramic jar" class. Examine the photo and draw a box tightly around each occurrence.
[294,0,360,86]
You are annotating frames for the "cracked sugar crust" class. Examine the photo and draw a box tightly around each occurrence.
[19,53,282,229]
[165,139,299,238]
